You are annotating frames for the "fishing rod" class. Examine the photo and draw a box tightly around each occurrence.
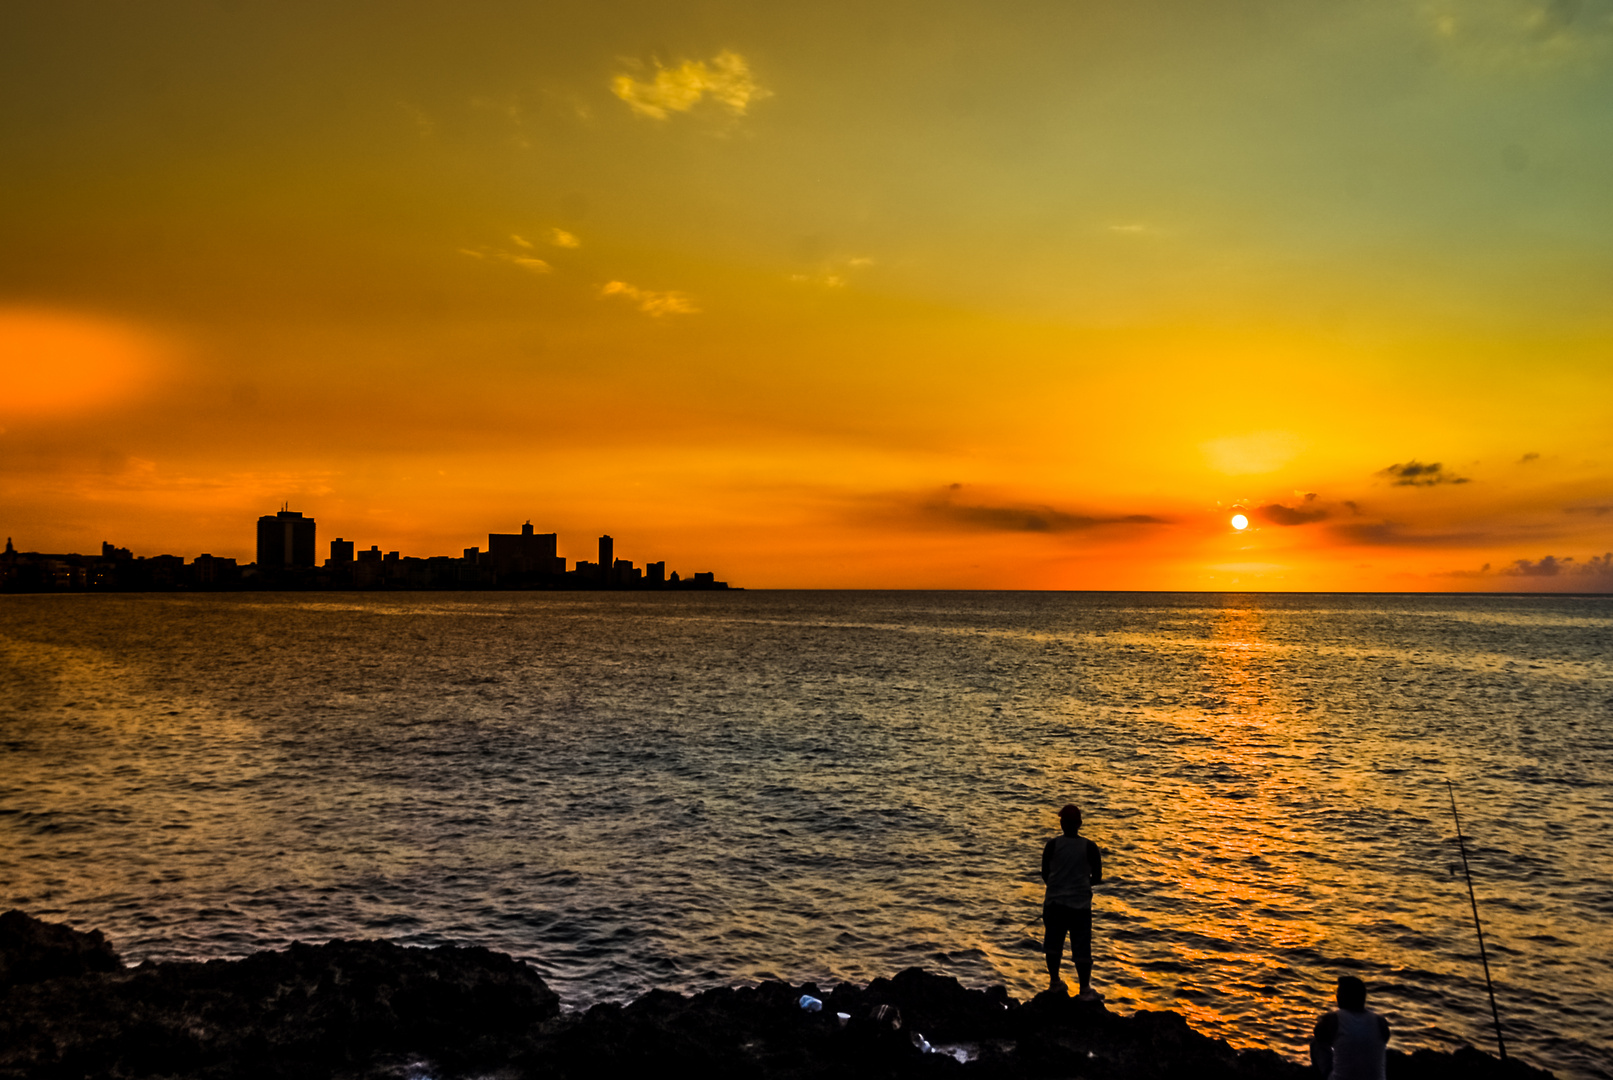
[1446,779,1507,1063]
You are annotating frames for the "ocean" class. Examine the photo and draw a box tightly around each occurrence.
[1,591,1608,1078]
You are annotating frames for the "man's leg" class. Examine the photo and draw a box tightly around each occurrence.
[1073,908,1094,996]
[1042,905,1067,991]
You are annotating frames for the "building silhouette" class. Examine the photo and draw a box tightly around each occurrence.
[487,521,564,577]
[3,513,733,593]
[256,506,316,569]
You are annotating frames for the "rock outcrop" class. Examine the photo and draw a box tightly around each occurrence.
[0,908,123,989]
[0,911,1552,1080]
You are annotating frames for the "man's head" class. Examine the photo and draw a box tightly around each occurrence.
[1335,976,1367,1012]
[1058,804,1082,834]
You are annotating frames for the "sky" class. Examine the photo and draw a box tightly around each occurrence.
[2,0,1611,590]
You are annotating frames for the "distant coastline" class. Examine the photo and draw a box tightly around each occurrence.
[0,507,735,593]
[0,541,735,594]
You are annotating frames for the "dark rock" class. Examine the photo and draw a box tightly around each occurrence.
[0,910,123,989]
[0,913,1558,1080]
[883,967,1013,1040]
[1389,1044,1556,1080]
[0,935,558,1079]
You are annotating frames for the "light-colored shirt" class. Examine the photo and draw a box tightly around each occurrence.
[1041,834,1101,910]
[1310,1007,1390,1080]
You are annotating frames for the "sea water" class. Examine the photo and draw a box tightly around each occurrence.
[1,592,1608,1078]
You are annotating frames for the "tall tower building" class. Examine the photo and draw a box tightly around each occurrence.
[598,534,614,584]
[256,507,316,568]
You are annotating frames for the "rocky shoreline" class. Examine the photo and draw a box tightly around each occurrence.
[0,910,1551,1079]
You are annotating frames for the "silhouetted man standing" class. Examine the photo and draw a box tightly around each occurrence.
[1041,803,1103,999]
[1310,975,1390,1080]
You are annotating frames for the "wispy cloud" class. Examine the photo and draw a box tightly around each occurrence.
[1378,460,1469,486]
[791,255,874,289]
[612,51,767,120]
[1426,0,1613,67]
[399,102,435,139]
[600,281,698,316]
[550,228,580,249]
[461,244,551,273]
[856,484,1169,534]
[1329,521,1476,546]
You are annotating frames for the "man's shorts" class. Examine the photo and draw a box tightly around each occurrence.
[1043,900,1092,963]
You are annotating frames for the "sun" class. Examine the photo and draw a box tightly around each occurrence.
[1230,514,1249,530]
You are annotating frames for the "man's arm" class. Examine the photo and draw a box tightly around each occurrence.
[1087,840,1103,885]
[1310,1013,1338,1077]
[1041,839,1055,883]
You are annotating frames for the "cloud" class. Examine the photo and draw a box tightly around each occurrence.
[1503,554,1565,576]
[1565,503,1613,516]
[1425,0,1613,67]
[1254,501,1328,526]
[550,228,580,249]
[1378,460,1469,486]
[1440,554,1613,584]
[612,51,767,120]
[1518,451,1540,463]
[861,485,1169,534]
[1328,521,1473,546]
[600,281,698,316]
[790,254,874,289]
[1501,553,1613,579]
[461,246,551,273]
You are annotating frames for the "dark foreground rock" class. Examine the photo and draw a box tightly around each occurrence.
[0,911,1553,1080]
[0,909,123,989]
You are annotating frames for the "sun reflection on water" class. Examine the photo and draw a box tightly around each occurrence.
[2,593,1609,1078]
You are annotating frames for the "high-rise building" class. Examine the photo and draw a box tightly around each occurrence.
[598,534,614,583]
[330,538,355,564]
[256,507,316,568]
[487,521,563,576]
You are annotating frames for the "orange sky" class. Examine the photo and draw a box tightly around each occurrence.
[2,1,1610,589]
